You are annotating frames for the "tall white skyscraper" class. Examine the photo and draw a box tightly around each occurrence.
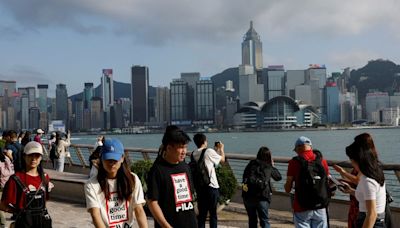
[242,21,263,70]
[239,22,264,105]
[102,69,114,112]
[102,69,114,129]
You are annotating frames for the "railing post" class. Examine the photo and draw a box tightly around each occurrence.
[395,170,400,183]
[75,147,87,168]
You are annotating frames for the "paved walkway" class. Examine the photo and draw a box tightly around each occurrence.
[4,200,346,228]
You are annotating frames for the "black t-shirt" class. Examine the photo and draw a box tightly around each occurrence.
[147,157,197,228]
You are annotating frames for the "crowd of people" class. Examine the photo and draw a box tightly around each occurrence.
[0,126,394,227]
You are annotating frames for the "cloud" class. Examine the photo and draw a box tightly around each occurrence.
[1,65,53,86]
[1,0,400,44]
[328,50,381,70]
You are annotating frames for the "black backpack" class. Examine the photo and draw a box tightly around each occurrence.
[189,148,211,194]
[293,154,329,210]
[8,142,24,172]
[49,143,57,160]
[242,160,272,200]
[12,175,52,228]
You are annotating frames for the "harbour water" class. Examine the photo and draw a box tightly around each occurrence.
[71,128,400,163]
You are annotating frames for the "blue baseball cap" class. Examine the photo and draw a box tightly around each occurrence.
[294,136,312,150]
[101,139,124,161]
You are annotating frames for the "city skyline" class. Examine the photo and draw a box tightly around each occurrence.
[1,1,400,96]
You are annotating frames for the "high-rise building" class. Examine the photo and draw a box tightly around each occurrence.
[21,94,29,129]
[0,80,16,97]
[101,69,114,112]
[239,65,264,105]
[266,65,285,100]
[242,21,263,71]
[75,99,84,130]
[111,101,124,128]
[325,82,340,123]
[195,79,215,124]
[155,87,170,125]
[181,72,199,121]
[56,84,69,128]
[170,79,189,124]
[102,69,114,129]
[239,22,264,105]
[29,107,40,129]
[131,65,149,124]
[90,97,103,129]
[286,70,305,99]
[365,92,389,122]
[84,83,94,109]
[37,84,48,113]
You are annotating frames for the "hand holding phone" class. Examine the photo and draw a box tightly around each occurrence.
[328,175,346,192]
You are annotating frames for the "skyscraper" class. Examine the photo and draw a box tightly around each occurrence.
[242,21,263,71]
[155,87,170,125]
[37,84,48,113]
[170,79,189,124]
[239,22,264,105]
[102,69,114,129]
[84,82,94,109]
[56,84,68,128]
[266,65,285,100]
[195,79,215,124]
[131,65,149,124]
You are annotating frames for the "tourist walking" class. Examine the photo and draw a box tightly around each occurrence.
[20,131,32,147]
[147,126,197,228]
[242,146,282,228]
[84,138,148,228]
[191,133,225,228]
[0,141,52,228]
[33,129,45,144]
[284,136,330,228]
[54,130,71,172]
[340,141,386,228]
[4,131,23,171]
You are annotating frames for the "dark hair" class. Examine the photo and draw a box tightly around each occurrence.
[21,131,32,146]
[256,146,272,164]
[8,130,17,139]
[55,132,61,146]
[2,130,9,138]
[97,155,135,201]
[162,125,191,146]
[346,146,385,186]
[21,154,49,193]
[353,133,377,157]
[193,133,206,148]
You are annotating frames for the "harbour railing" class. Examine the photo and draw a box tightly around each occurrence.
[48,143,400,208]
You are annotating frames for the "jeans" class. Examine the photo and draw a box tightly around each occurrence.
[55,155,65,172]
[293,208,328,228]
[356,212,386,228]
[244,199,270,228]
[197,187,219,228]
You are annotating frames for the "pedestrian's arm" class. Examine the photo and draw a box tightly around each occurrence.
[333,165,359,184]
[88,208,106,228]
[284,176,293,193]
[147,200,172,228]
[271,166,282,181]
[134,204,148,228]
[216,143,225,163]
[363,200,377,228]
[0,201,15,213]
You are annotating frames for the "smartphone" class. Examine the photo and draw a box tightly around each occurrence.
[214,141,220,147]
[328,175,346,191]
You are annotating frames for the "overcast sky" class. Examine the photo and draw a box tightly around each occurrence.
[1,0,399,97]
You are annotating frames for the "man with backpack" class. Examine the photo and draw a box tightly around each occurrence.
[191,133,225,228]
[284,136,330,228]
[4,131,24,171]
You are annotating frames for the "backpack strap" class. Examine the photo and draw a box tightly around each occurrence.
[199,148,207,163]
[11,175,29,194]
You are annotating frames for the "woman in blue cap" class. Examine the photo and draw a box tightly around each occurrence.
[85,139,148,228]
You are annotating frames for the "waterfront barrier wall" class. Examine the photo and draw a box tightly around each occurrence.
[44,143,400,223]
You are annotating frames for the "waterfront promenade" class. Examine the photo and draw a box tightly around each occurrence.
[4,199,348,228]
[3,169,349,228]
